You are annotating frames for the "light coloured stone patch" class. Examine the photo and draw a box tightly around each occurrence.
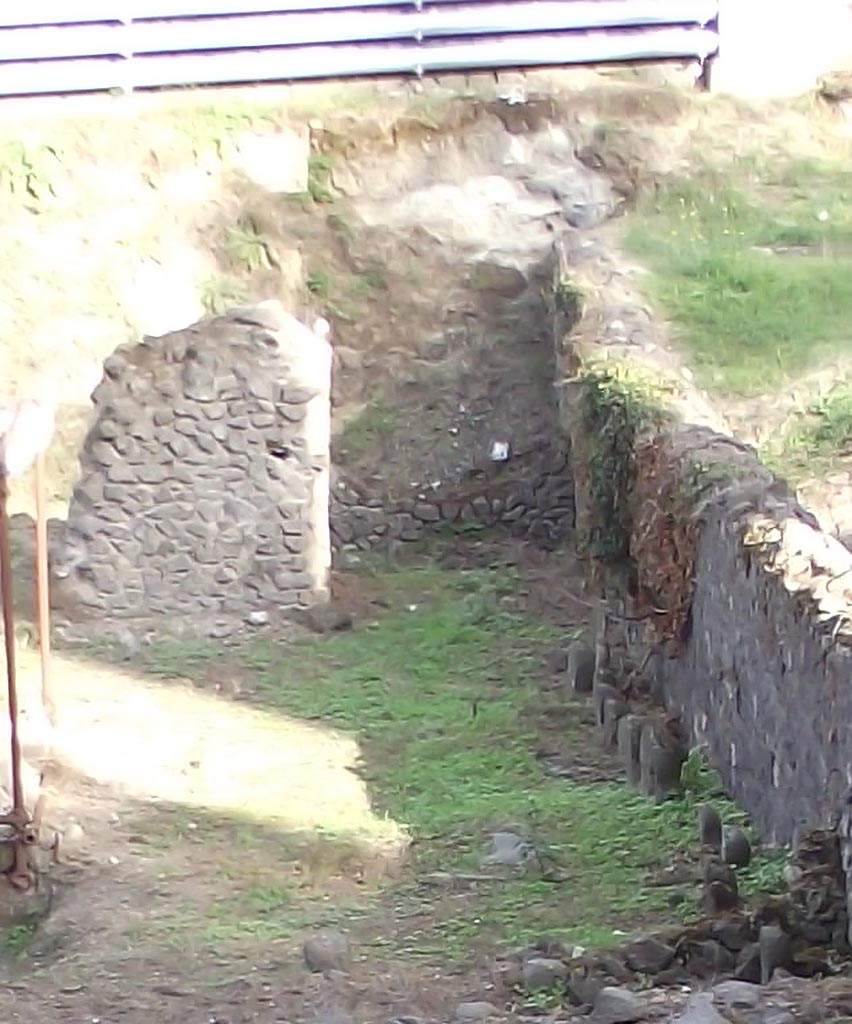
[231,126,310,194]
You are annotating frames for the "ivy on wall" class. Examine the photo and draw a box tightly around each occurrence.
[575,368,667,563]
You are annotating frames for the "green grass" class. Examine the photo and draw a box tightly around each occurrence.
[307,154,335,204]
[224,223,274,273]
[307,268,332,296]
[121,561,780,957]
[1,923,36,956]
[768,382,852,477]
[626,160,852,396]
[199,276,248,315]
[334,401,401,462]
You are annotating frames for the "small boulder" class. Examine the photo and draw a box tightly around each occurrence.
[721,826,752,868]
[522,956,568,992]
[567,639,596,694]
[697,805,722,851]
[481,830,531,869]
[623,936,676,974]
[591,986,647,1024]
[733,943,762,984]
[711,980,761,1011]
[302,605,354,634]
[453,1002,498,1021]
[668,993,729,1024]
[758,924,792,984]
[703,879,739,915]
[303,930,351,973]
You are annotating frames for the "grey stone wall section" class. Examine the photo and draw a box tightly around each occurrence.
[54,300,332,619]
[654,504,852,846]
[329,450,575,561]
[550,236,852,926]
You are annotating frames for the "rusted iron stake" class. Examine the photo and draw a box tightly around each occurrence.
[0,470,25,819]
[34,451,55,728]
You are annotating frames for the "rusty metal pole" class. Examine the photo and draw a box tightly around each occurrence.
[0,468,25,820]
[33,451,55,728]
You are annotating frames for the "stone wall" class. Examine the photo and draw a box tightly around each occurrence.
[54,301,332,624]
[551,239,852,855]
[329,443,574,560]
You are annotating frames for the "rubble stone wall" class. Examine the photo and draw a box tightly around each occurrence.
[55,301,332,621]
[329,444,575,561]
[551,240,852,858]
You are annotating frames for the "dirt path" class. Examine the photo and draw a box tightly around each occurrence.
[0,543,703,1024]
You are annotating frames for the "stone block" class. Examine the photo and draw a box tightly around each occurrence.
[638,721,687,802]
[617,714,644,787]
[566,638,595,693]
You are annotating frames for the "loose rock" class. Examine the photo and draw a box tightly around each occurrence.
[698,806,723,851]
[303,930,351,973]
[481,830,532,869]
[668,993,729,1024]
[567,639,596,694]
[303,605,354,634]
[622,936,676,974]
[591,986,647,1024]
[721,826,752,868]
[521,956,568,992]
[454,1002,498,1021]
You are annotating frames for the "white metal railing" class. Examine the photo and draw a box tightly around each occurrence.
[0,2,720,98]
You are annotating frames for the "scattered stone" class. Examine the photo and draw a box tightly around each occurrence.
[758,925,792,984]
[639,720,687,801]
[712,980,761,1010]
[313,1010,354,1024]
[246,610,269,626]
[711,919,754,952]
[454,1001,498,1021]
[567,964,604,1006]
[734,943,762,984]
[623,936,676,974]
[686,939,735,977]
[302,605,354,634]
[521,957,568,992]
[721,827,752,868]
[704,879,740,915]
[698,806,723,851]
[481,830,532,869]
[303,930,351,973]
[617,714,644,787]
[590,985,647,1024]
[567,639,596,694]
[668,993,729,1024]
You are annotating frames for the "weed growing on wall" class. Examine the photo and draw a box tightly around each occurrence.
[0,140,63,207]
[307,154,335,204]
[576,368,666,562]
[200,277,248,315]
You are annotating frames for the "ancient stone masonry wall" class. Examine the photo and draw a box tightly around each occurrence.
[550,236,852,944]
[329,446,574,560]
[54,301,331,623]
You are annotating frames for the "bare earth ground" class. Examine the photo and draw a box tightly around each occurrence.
[0,542,624,1024]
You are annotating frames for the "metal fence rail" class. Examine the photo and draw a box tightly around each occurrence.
[0,1,719,98]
